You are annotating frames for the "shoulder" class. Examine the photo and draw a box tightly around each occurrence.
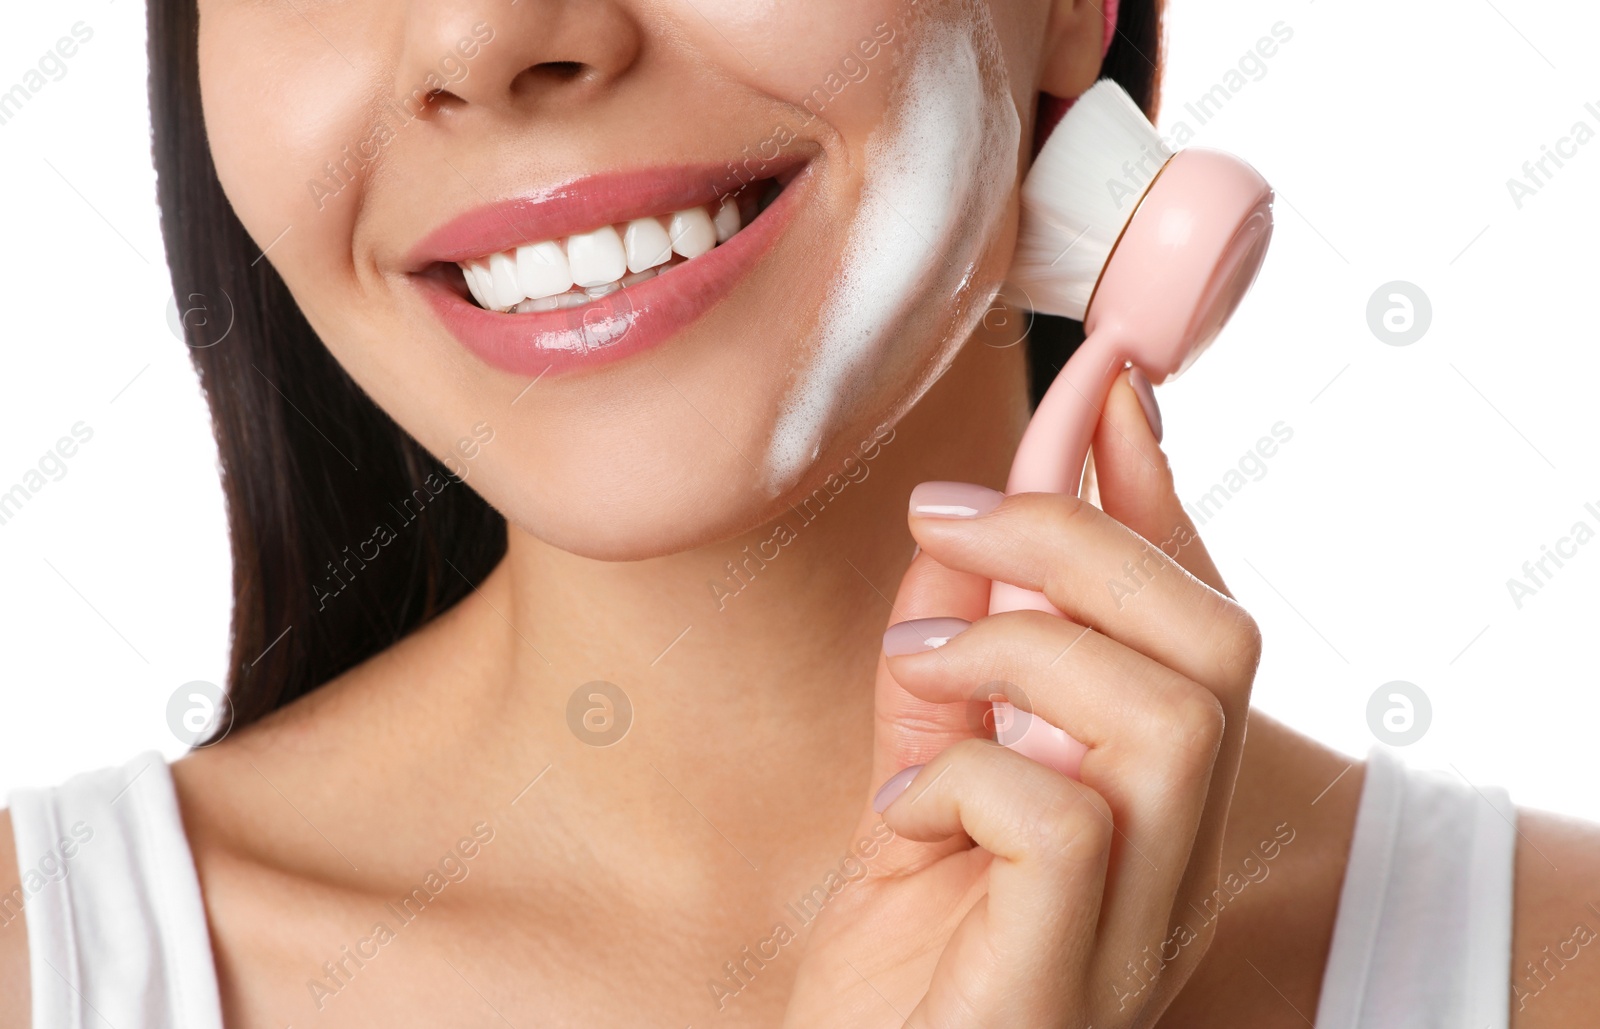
[0,808,31,1029]
[1510,808,1600,1028]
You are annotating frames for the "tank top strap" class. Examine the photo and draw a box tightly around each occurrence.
[1314,745,1517,1028]
[6,752,223,1029]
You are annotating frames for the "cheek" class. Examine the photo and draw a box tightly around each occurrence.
[198,7,375,296]
[199,4,427,426]
[671,0,906,141]
[758,0,1024,491]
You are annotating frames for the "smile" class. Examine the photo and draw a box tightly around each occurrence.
[458,189,773,313]
[407,155,812,378]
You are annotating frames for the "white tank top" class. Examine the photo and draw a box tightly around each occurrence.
[1313,745,1518,1028]
[5,745,1517,1029]
[6,753,223,1028]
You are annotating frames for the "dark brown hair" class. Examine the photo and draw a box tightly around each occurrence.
[146,0,1163,741]
[1027,0,1165,406]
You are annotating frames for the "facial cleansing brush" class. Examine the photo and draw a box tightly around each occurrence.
[993,79,1275,776]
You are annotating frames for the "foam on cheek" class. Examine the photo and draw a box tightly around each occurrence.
[762,12,1020,494]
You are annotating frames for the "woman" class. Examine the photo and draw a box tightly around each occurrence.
[2,0,1597,1025]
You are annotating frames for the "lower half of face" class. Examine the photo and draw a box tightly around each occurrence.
[201,0,1038,559]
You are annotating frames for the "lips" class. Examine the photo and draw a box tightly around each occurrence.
[407,155,813,378]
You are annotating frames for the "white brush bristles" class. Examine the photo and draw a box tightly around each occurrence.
[1007,79,1174,319]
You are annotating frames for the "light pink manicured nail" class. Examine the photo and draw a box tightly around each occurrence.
[1130,368,1164,443]
[909,481,1004,518]
[873,764,924,813]
[883,617,971,657]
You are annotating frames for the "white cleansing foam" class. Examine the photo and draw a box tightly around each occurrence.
[762,6,1021,493]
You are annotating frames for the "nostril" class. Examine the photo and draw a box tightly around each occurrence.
[422,88,467,111]
[513,61,588,91]
[539,61,585,80]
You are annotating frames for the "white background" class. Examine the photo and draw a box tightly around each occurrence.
[1,0,1596,820]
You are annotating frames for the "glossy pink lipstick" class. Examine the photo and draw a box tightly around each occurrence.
[407,157,811,378]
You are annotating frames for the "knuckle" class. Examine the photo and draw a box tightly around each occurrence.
[1155,684,1226,778]
[1024,782,1114,866]
[1207,594,1264,682]
[1176,686,1227,754]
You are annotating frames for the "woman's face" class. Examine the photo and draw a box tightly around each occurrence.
[198,0,1061,559]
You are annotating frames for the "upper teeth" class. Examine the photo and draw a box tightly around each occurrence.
[460,198,742,313]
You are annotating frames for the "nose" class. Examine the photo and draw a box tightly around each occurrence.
[395,0,642,116]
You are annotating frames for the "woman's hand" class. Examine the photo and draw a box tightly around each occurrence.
[783,371,1261,1028]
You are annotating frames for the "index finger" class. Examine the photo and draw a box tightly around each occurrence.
[908,489,1261,708]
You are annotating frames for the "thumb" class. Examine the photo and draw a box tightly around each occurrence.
[1092,369,1233,599]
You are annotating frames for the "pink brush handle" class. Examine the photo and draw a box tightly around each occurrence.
[987,149,1274,779]
[987,333,1128,778]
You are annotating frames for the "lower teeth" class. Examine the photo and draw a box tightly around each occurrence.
[512,292,589,314]
[504,260,673,314]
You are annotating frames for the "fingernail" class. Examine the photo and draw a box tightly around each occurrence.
[1130,368,1164,443]
[909,481,1004,518]
[873,764,924,813]
[883,617,971,656]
